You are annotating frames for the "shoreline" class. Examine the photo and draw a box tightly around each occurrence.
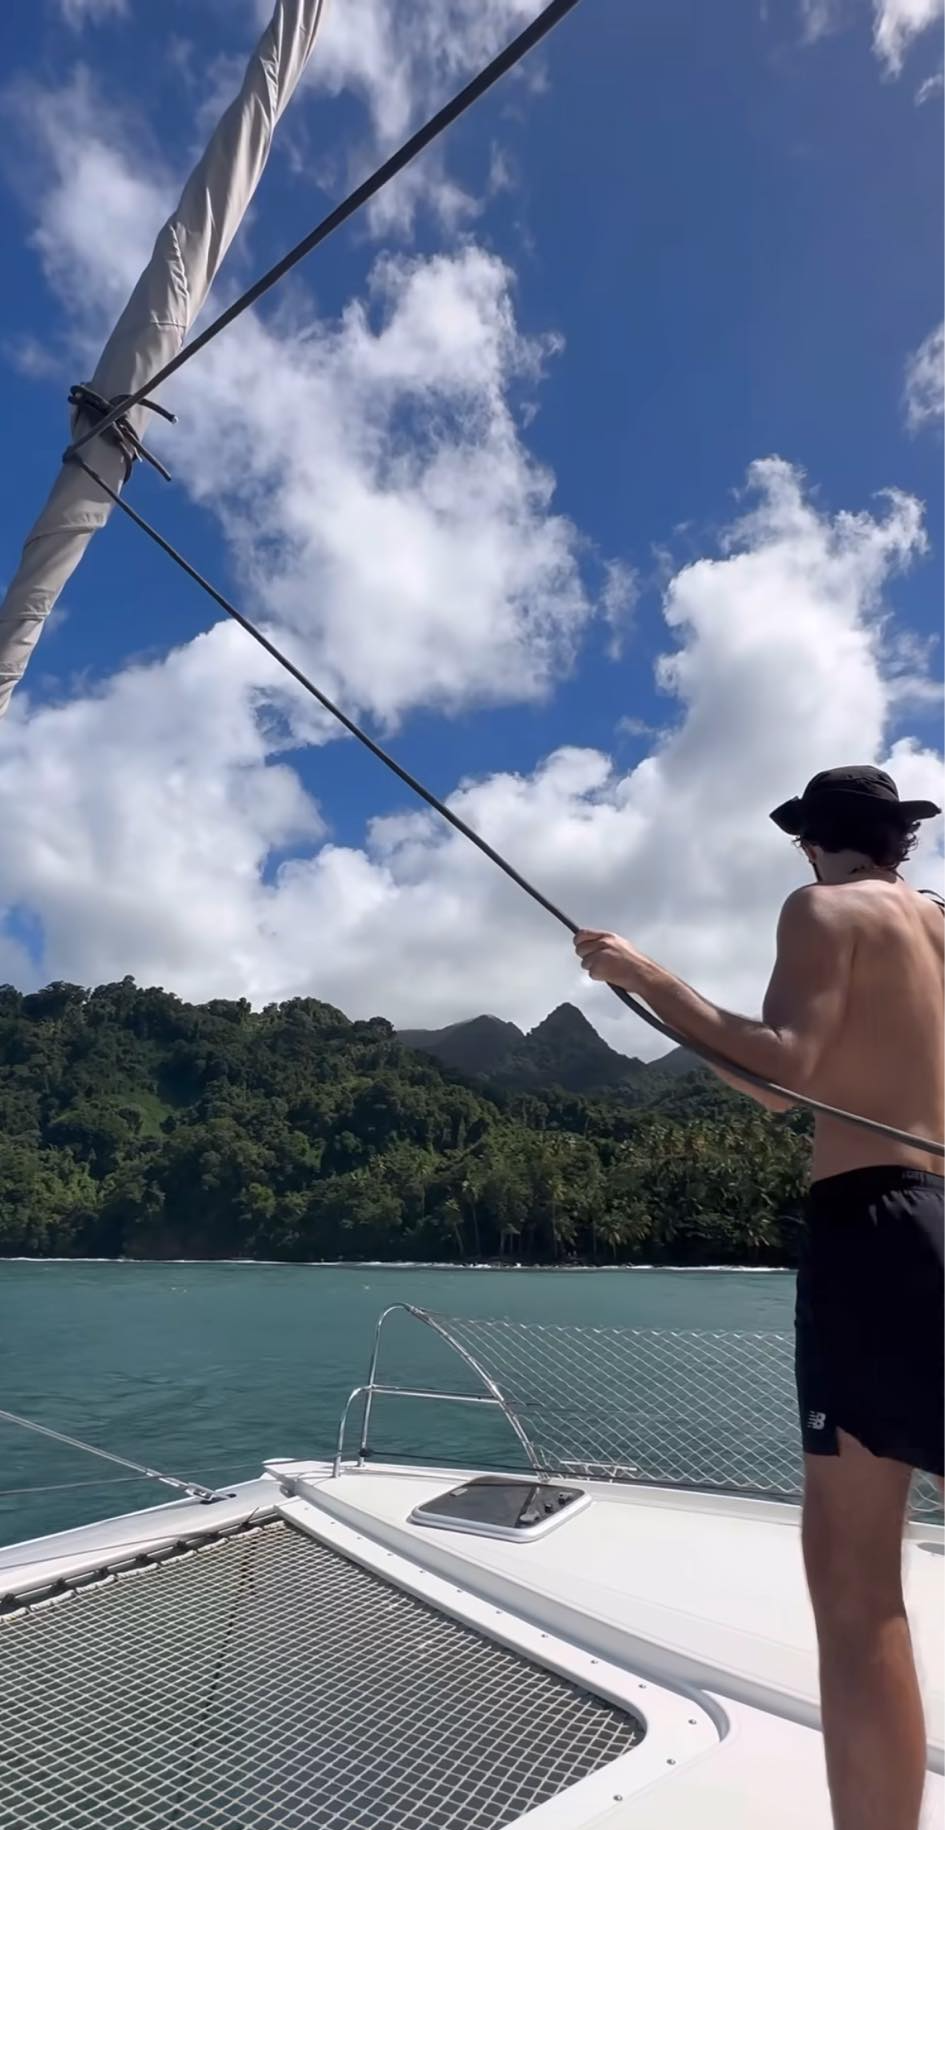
[1,1256,793,1274]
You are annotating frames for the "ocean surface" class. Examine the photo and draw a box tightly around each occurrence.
[0,1260,795,1548]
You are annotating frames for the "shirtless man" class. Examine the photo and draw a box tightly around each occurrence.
[575,764,944,1831]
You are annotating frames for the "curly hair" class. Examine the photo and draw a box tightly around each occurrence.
[798,812,919,868]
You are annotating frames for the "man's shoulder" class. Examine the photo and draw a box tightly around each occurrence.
[779,884,848,928]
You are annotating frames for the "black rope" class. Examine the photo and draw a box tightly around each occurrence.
[69,0,583,461]
[69,451,945,1159]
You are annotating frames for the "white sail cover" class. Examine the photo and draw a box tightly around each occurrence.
[0,0,327,719]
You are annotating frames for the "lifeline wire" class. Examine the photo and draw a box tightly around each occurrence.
[69,0,583,462]
[0,1405,220,1504]
[70,450,945,1161]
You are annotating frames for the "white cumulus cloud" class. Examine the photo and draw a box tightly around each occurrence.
[167,248,588,729]
[1,461,940,1049]
[5,74,589,732]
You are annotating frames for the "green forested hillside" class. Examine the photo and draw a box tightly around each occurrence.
[0,978,810,1264]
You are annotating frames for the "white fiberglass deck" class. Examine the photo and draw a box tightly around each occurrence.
[271,1459,945,1829]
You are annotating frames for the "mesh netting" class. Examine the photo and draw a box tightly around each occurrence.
[372,1313,941,1516]
[0,1518,642,1831]
[431,1319,799,1496]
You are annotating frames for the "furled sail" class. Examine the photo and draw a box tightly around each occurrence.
[0,0,326,718]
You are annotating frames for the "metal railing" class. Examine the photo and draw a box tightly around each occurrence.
[333,1305,541,1477]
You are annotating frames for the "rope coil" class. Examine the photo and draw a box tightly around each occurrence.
[68,385,177,485]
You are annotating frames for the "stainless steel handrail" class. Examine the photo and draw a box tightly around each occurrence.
[333,1385,506,1479]
[328,1303,540,1479]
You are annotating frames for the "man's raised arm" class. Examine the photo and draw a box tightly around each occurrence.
[574,886,854,1113]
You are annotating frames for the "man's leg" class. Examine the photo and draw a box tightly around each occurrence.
[802,1429,926,1831]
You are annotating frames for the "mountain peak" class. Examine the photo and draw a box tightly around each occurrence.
[529,1002,608,1046]
[397,1013,524,1074]
[397,1001,646,1095]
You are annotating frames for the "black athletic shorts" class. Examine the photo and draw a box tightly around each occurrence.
[795,1166,944,1477]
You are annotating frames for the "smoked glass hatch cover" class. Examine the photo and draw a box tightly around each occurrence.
[410,1475,587,1540]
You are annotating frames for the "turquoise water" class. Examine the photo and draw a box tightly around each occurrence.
[0,1261,794,1547]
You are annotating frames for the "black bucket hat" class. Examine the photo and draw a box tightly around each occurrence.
[771,765,941,838]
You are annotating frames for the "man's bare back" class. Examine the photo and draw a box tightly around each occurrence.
[790,879,944,1182]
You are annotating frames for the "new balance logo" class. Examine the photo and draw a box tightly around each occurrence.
[807,1410,826,1431]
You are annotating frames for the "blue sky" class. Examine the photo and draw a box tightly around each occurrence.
[0,0,942,1039]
